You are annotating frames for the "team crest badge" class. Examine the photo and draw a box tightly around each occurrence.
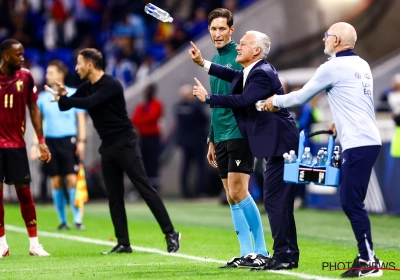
[16,80,23,92]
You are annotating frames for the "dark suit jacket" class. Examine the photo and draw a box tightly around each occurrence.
[208,60,299,158]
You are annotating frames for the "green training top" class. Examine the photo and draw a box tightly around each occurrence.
[208,40,243,143]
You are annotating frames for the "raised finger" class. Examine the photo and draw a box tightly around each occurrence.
[194,77,203,87]
[44,85,55,94]
[190,41,198,50]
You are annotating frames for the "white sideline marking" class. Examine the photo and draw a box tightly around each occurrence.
[1,262,196,273]
[7,225,336,280]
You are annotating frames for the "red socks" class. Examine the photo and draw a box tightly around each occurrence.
[0,190,4,237]
[16,186,37,238]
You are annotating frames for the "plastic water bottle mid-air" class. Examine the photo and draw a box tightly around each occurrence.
[144,3,173,23]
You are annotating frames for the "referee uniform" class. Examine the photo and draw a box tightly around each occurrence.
[37,86,84,227]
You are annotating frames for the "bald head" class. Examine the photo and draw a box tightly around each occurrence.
[392,73,400,91]
[179,84,195,101]
[324,22,357,56]
[331,22,357,47]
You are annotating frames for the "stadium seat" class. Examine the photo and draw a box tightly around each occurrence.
[146,44,166,62]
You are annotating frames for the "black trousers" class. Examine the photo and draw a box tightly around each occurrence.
[263,156,299,264]
[99,137,174,246]
[139,135,160,190]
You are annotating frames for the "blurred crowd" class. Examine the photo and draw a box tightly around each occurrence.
[0,0,255,89]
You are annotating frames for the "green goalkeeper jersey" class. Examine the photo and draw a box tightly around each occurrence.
[208,40,243,143]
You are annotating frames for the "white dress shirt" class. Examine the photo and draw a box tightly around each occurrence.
[242,59,262,88]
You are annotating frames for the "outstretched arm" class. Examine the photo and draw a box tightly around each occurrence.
[46,80,122,111]
[205,70,274,109]
[189,41,240,83]
[265,64,333,111]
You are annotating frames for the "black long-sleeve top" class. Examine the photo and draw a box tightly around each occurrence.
[58,74,135,145]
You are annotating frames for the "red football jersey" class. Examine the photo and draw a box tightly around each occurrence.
[0,68,37,148]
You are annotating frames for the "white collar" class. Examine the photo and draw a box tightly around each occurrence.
[243,59,262,76]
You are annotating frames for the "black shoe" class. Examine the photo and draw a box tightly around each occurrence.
[219,257,245,268]
[341,255,382,278]
[101,244,132,255]
[239,253,270,268]
[251,258,292,271]
[57,223,70,230]
[291,262,299,269]
[165,230,181,253]
[74,223,85,230]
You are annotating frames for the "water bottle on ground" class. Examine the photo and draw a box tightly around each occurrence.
[144,3,173,22]
[289,150,297,163]
[301,147,313,165]
[283,152,290,163]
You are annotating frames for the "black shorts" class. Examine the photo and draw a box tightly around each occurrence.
[214,138,254,179]
[45,137,79,177]
[0,148,31,184]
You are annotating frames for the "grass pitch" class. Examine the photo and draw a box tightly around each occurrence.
[1,199,399,279]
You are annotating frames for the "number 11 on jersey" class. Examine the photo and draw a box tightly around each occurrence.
[4,94,13,108]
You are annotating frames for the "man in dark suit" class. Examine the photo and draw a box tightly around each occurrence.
[189,31,300,270]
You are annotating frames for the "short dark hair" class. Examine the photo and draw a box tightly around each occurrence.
[48,59,68,76]
[146,83,157,95]
[0,39,21,58]
[208,8,233,27]
[78,48,103,70]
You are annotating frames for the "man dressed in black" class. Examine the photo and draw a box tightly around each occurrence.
[45,48,180,254]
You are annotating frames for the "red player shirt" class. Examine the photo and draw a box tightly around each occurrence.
[0,68,37,148]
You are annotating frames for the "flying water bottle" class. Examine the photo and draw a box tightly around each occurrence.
[144,3,173,22]
[289,150,297,163]
[301,147,313,165]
